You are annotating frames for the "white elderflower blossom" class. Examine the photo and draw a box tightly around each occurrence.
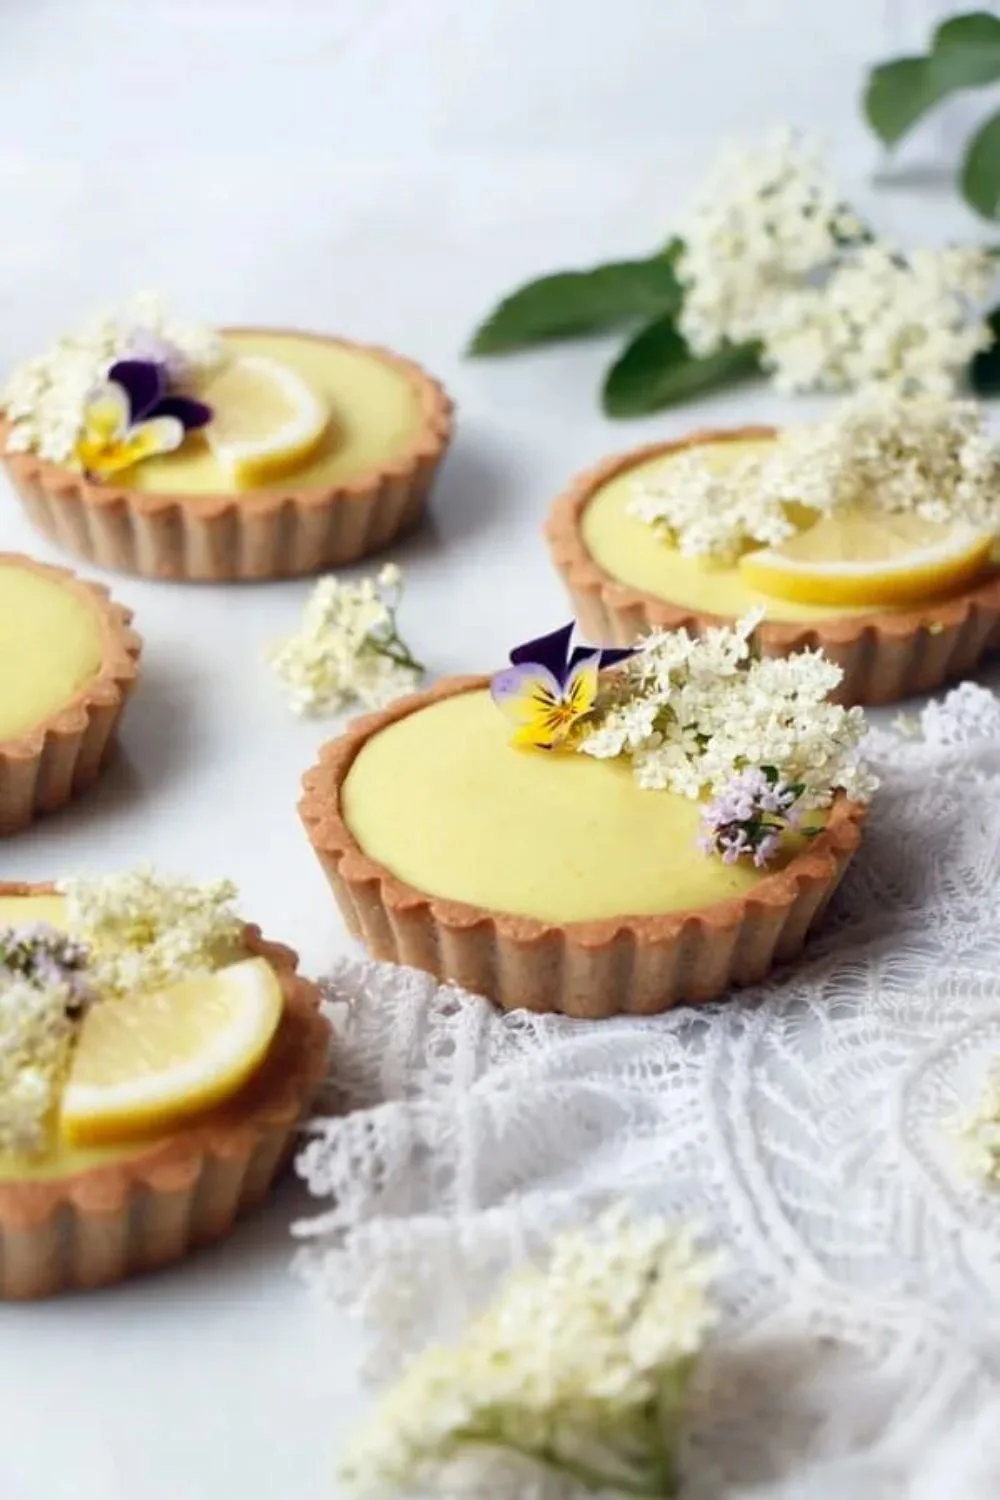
[59,868,242,999]
[339,1205,717,1499]
[579,615,876,810]
[677,127,858,357]
[0,978,75,1156]
[1,291,221,463]
[627,392,1000,562]
[675,129,994,397]
[951,1066,1000,1183]
[763,243,994,397]
[269,563,423,717]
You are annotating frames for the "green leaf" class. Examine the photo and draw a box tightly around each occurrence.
[467,244,683,356]
[601,316,760,418]
[931,11,1000,91]
[969,305,1000,392]
[863,57,942,146]
[962,108,1000,217]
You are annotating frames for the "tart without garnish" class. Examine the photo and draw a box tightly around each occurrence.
[0,871,328,1298]
[300,620,871,1017]
[0,553,141,834]
[0,295,454,581]
[547,394,1000,705]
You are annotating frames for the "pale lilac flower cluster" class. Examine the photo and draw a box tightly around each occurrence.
[0,923,93,1012]
[698,767,804,867]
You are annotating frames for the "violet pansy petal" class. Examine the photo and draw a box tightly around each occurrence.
[509,623,575,684]
[490,661,564,722]
[153,394,213,431]
[107,359,166,422]
[597,645,636,669]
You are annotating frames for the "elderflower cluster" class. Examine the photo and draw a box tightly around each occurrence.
[676,129,994,397]
[1,291,221,463]
[579,615,875,808]
[627,392,1000,562]
[340,1205,717,1499]
[763,243,995,397]
[0,978,76,1157]
[269,563,423,717]
[677,128,861,356]
[59,869,242,999]
[951,1066,1000,1184]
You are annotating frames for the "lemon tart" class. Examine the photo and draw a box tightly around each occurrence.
[0,553,141,834]
[1,300,454,581]
[300,622,869,1017]
[547,424,1000,706]
[0,877,328,1298]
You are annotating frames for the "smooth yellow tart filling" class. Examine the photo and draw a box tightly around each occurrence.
[343,690,813,925]
[580,438,985,622]
[0,567,103,739]
[127,331,423,495]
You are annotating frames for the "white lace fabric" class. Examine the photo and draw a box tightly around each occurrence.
[294,680,1000,1498]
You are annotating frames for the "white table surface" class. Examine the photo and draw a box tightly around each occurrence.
[0,1,996,1495]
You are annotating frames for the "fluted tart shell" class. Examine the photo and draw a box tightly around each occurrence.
[299,675,867,1019]
[0,882,330,1299]
[0,329,455,582]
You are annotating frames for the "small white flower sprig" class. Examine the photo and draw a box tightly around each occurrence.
[951,1067,1000,1185]
[0,927,94,1157]
[1,291,220,464]
[339,1205,717,1500]
[268,563,424,718]
[676,131,995,399]
[578,615,876,837]
[59,868,243,1000]
[627,391,1000,564]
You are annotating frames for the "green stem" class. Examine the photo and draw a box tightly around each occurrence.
[370,630,424,675]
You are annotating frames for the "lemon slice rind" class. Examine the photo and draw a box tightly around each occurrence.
[60,956,283,1146]
[738,515,995,608]
[203,354,329,489]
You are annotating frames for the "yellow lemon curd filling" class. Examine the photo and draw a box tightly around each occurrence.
[0,895,257,1181]
[0,567,103,739]
[128,330,424,495]
[580,437,930,623]
[343,690,812,926]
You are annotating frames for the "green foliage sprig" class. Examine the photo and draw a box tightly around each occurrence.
[864,10,1000,218]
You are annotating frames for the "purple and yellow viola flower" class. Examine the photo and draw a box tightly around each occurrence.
[490,623,633,750]
[74,359,212,481]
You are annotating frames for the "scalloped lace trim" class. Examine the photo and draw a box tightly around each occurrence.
[296,678,1000,1497]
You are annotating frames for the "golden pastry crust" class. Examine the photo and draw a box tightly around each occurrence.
[0,553,142,835]
[299,675,867,1019]
[545,427,1000,706]
[0,329,455,581]
[0,881,330,1299]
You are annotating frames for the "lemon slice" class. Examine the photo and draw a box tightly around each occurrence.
[738,510,995,607]
[201,355,329,488]
[60,957,283,1146]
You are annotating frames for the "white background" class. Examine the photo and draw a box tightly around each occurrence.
[0,1,997,1495]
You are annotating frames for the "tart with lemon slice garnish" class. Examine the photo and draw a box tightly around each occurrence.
[0,553,141,834]
[0,295,453,580]
[547,395,1000,705]
[301,619,871,1018]
[0,872,328,1298]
